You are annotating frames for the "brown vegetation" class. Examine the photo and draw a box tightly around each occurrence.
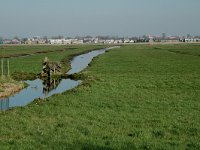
[0,78,24,97]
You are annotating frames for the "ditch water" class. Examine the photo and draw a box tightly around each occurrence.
[0,46,119,111]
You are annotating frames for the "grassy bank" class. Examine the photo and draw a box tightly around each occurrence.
[0,44,200,149]
[0,45,107,80]
[0,45,69,58]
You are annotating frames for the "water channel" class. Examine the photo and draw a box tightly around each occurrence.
[0,46,119,111]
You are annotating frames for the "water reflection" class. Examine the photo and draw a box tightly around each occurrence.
[0,98,9,112]
[42,77,62,96]
[0,77,80,111]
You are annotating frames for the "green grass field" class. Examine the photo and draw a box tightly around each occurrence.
[0,45,107,79]
[0,45,68,57]
[0,44,200,149]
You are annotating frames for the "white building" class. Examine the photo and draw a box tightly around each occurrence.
[49,39,63,44]
[63,39,72,44]
[124,39,130,43]
[48,39,78,44]
[185,38,200,43]
[71,39,84,44]
[130,40,135,43]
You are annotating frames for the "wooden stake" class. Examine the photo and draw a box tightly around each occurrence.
[7,59,10,76]
[54,79,56,88]
[54,65,56,74]
[8,97,10,110]
[1,98,4,112]
[1,59,4,77]
[1,99,2,111]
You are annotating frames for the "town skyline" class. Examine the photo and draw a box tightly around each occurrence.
[1,33,200,45]
[1,0,200,38]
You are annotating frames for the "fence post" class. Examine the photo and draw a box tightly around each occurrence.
[1,59,4,77]
[7,59,10,77]
[54,65,56,74]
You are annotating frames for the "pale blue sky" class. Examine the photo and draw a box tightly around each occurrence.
[0,0,200,38]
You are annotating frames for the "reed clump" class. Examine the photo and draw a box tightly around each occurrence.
[0,76,24,97]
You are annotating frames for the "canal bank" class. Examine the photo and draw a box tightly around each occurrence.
[0,46,120,111]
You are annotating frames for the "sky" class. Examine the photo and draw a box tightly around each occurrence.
[0,0,200,38]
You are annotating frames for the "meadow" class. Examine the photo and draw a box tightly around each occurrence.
[0,44,200,149]
[0,45,106,79]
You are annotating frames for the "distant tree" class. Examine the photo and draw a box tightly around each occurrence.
[162,33,166,40]
[42,36,48,43]
[42,36,48,40]
[85,35,92,39]
[13,36,20,41]
[113,36,119,40]
[0,37,3,42]
[187,34,191,38]
[21,38,28,43]
[75,36,83,40]
[58,35,64,39]
[51,35,64,39]
[96,35,109,40]
[142,35,148,39]
[65,37,72,39]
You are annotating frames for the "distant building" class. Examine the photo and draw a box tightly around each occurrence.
[160,36,180,43]
[25,39,32,44]
[124,39,130,43]
[72,39,83,44]
[48,39,63,44]
[3,39,21,44]
[12,39,21,44]
[63,39,72,44]
[48,39,83,45]
[184,38,200,43]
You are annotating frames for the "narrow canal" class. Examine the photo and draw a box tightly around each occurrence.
[0,46,119,111]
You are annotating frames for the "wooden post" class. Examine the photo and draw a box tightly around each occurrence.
[54,65,56,74]
[0,99,3,111]
[7,59,10,77]
[1,98,4,112]
[8,97,10,110]
[1,59,4,77]
[54,79,56,88]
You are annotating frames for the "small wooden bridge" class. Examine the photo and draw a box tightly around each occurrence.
[41,57,62,77]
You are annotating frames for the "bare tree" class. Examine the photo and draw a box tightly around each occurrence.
[0,37,4,42]
[51,35,64,39]
[13,36,20,41]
